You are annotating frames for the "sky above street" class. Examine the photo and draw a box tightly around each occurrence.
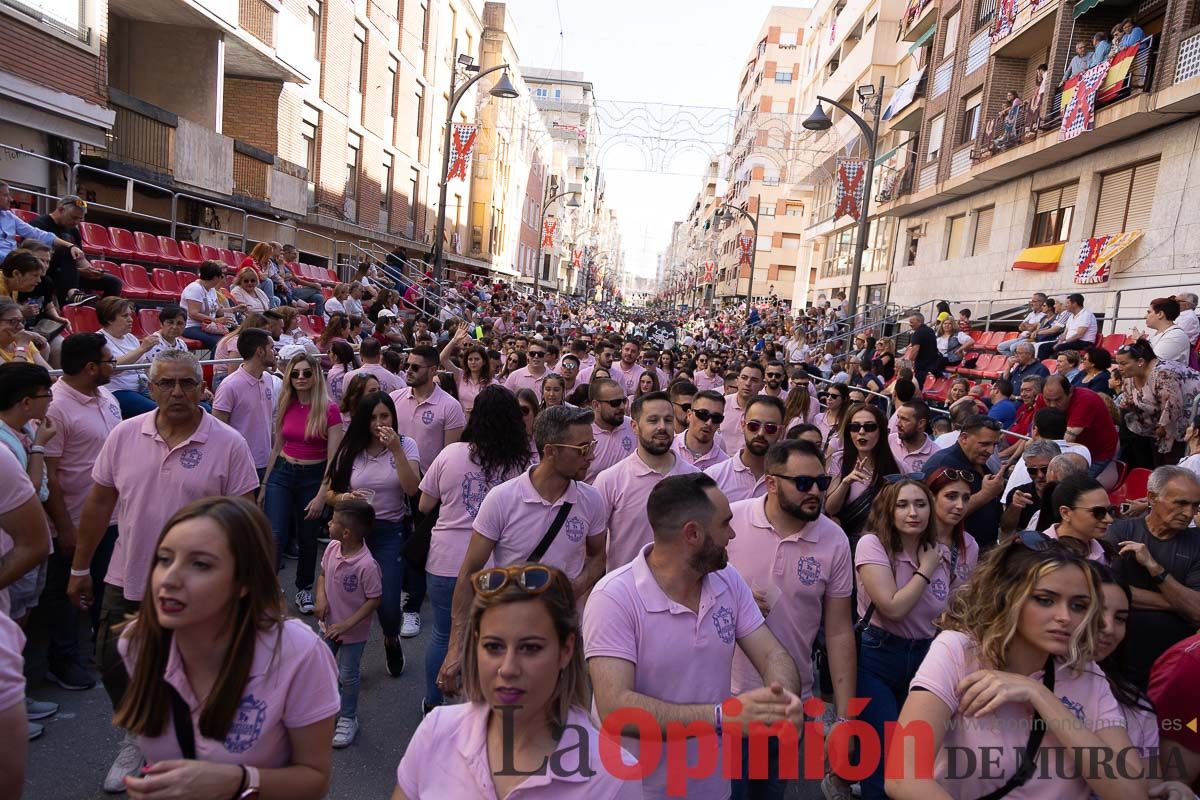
[502,0,807,278]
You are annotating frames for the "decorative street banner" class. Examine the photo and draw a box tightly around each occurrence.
[572,249,582,268]
[1012,242,1065,272]
[541,219,557,248]
[834,159,866,220]
[701,260,715,283]
[552,122,588,141]
[738,234,755,265]
[1074,230,1143,284]
[446,124,478,181]
[991,0,1017,43]
[1059,61,1110,142]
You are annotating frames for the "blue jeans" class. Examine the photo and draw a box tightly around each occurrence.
[366,519,407,639]
[1088,458,1112,480]
[424,573,457,706]
[856,625,933,800]
[326,639,366,719]
[113,389,157,419]
[263,457,326,590]
[182,325,222,353]
[731,734,788,800]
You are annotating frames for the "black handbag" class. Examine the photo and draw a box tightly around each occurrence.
[527,502,573,562]
[974,655,1056,800]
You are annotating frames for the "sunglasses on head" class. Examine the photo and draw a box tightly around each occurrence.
[885,468,975,484]
[847,421,879,433]
[1071,504,1118,520]
[692,408,725,424]
[771,473,833,492]
[473,564,553,597]
[745,420,780,435]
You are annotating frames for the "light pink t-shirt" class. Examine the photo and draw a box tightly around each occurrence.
[672,431,730,470]
[595,450,700,570]
[119,619,340,766]
[720,394,747,443]
[473,469,606,579]
[586,419,637,483]
[503,365,548,395]
[44,379,122,526]
[454,375,495,416]
[92,411,260,600]
[344,363,405,396]
[212,366,275,469]
[350,439,421,522]
[608,362,645,397]
[910,630,1126,799]
[584,544,765,800]
[854,533,952,640]
[704,450,768,504]
[1044,524,1109,564]
[726,500,852,698]
[320,540,382,644]
[419,442,524,578]
[939,532,980,587]
[390,385,467,473]
[396,702,639,799]
[694,370,724,393]
[0,611,25,711]
[0,444,36,616]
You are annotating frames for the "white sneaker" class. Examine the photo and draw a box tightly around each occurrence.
[104,736,145,793]
[400,611,420,638]
[332,716,359,748]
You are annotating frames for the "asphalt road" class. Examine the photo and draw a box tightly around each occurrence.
[21,559,827,800]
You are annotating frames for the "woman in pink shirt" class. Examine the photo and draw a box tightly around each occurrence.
[541,373,568,409]
[1044,473,1116,563]
[0,612,26,797]
[440,329,495,417]
[338,373,381,428]
[325,341,358,405]
[854,479,946,800]
[515,388,541,466]
[393,564,637,799]
[783,370,819,428]
[887,533,1143,800]
[117,497,339,799]
[262,353,344,618]
[417,385,532,711]
[814,382,851,452]
[926,467,980,586]
[325,392,420,678]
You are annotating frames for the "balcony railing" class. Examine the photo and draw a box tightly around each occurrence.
[1176,27,1200,83]
[899,0,936,41]
[82,90,177,176]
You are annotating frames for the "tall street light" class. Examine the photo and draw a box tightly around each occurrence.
[715,200,760,314]
[803,76,885,320]
[430,57,520,289]
[534,189,581,298]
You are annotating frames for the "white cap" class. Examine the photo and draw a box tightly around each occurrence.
[278,344,308,362]
[377,309,397,319]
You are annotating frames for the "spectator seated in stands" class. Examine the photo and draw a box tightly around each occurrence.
[32,195,123,303]
[180,259,240,353]
[0,181,85,263]
[987,379,1019,428]
[1004,340,1050,387]
[278,244,324,314]
[239,242,278,307]
[1056,350,1082,382]
[1073,345,1114,395]
[0,249,42,302]
[1052,293,1098,354]
[0,297,49,367]
[1000,438,1062,535]
[97,297,166,419]
[325,283,351,318]
[13,240,70,367]
[231,268,271,314]
[1042,374,1118,482]
[1131,297,1192,365]
[999,293,1049,356]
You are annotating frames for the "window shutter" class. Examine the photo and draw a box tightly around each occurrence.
[1094,168,1133,237]
[972,207,994,254]
[928,115,945,159]
[1060,183,1078,209]
[1125,161,1159,231]
[1036,188,1061,214]
[947,215,966,258]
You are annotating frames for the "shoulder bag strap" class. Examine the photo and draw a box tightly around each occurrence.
[528,501,573,563]
[974,655,1056,800]
[167,684,197,760]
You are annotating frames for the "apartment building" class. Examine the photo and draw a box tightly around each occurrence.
[713,6,812,309]
[665,155,724,309]
[874,0,1200,320]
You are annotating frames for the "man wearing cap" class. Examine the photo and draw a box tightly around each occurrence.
[31,195,122,302]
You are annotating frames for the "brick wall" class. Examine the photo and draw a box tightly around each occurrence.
[238,0,275,47]
[0,6,108,108]
[223,78,283,153]
[361,25,393,141]
[321,0,354,116]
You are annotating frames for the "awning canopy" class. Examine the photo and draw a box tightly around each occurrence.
[1073,0,1105,19]
[907,24,937,55]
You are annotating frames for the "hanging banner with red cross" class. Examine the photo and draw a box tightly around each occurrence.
[702,260,715,283]
[738,234,755,265]
[572,249,582,268]
[541,219,557,248]
[1059,61,1109,142]
[834,159,866,220]
[446,124,478,181]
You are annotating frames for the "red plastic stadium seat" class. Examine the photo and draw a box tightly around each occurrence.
[296,315,319,337]
[325,268,339,284]
[122,264,174,301]
[219,248,239,269]
[977,354,1007,380]
[137,308,162,336]
[79,222,122,258]
[132,232,171,265]
[62,305,100,333]
[200,244,221,263]
[307,315,325,334]
[1109,466,1151,506]
[93,260,123,279]
[1041,359,1058,373]
[1100,333,1129,354]
[176,271,199,290]
[321,287,334,300]
[178,241,205,268]
[108,228,141,260]
[151,268,181,298]
[11,209,38,223]
[231,250,247,266]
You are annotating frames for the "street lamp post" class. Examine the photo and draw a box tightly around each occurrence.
[716,200,760,314]
[534,189,581,298]
[803,76,885,320]
[430,59,520,289]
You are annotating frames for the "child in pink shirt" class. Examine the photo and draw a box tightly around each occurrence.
[315,499,382,749]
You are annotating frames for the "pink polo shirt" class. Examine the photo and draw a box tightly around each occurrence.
[344,363,405,396]
[212,366,275,469]
[503,365,549,395]
[694,370,724,393]
[939,532,980,587]
[455,375,495,416]
[350,438,421,522]
[726,500,853,699]
[1044,524,1108,564]
[390,385,466,473]
[672,431,730,470]
[854,533,952,640]
[720,394,748,442]
[586,418,636,483]
[0,445,36,616]
[419,442,524,578]
[473,469,606,579]
[119,619,340,766]
[910,630,1125,800]
[888,432,938,475]
[584,543,764,800]
[92,411,260,601]
[608,362,645,396]
[396,702,639,799]
[704,451,767,503]
[0,612,24,712]
[320,540,382,644]
[44,379,122,526]
[595,450,700,570]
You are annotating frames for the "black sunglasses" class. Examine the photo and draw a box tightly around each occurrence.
[692,408,725,425]
[771,473,833,492]
[847,421,880,433]
[1072,504,1118,520]
[597,398,626,408]
[675,402,691,414]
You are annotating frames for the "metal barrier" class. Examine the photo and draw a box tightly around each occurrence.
[48,357,242,378]
[71,162,175,229]
[0,143,75,199]
[808,373,894,417]
[170,191,250,248]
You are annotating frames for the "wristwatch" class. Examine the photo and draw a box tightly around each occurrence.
[238,766,260,799]
[1151,569,1170,585]
[29,445,45,455]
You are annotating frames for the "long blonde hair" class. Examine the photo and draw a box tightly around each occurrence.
[275,353,333,441]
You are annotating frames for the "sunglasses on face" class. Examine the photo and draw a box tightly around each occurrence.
[291,369,314,379]
[692,408,725,425]
[528,351,546,358]
[597,397,626,409]
[473,564,553,597]
[675,402,691,414]
[407,363,428,371]
[1072,505,1117,520]
[745,420,781,435]
[552,440,596,456]
[151,378,201,391]
[1027,465,1049,476]
[771,473,833,492]
[847,421,880,433]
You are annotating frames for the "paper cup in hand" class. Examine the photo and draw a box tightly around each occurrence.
[355,488,376,503]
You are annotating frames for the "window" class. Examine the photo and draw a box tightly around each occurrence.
[419,2,429,50]
[555,89,562,99]
[962,92,982,143]
[415,87,426,151]
[409,169,420,233]
[781,234,802,250]
[301,104,319,178]
[757,235,772,251]
[386,58,398,116]
[775,72,793,83]
[1031,183,1077,245]
[945,214,967,259]
[1093,160,1159,236]
[760,204,776,217]
[972,206,994,255]
[309,1,322,60]
[943,11,960,57]
[904,227,921,266]
[350,26,365,95]
[345,135,360,213]
[786,203,805,216]
[927,114,945,161]
[381,155,393,216]
[780,30,798,46]
[534,87,549,98]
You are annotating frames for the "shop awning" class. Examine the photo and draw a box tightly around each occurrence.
[1012,243,1065,271]
[1073,0,1105,19]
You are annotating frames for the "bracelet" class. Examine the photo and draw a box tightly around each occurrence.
[29,445,45,455]
[70,568,90,577]
[914,571,931,584]
[228,765,247,800]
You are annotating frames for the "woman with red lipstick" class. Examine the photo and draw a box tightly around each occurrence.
[116,497,339,800]
[392,564,638,799]
[825,403,899,545]
[886,533,1144,800]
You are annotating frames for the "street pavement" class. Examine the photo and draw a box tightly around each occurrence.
[21,558,826,799]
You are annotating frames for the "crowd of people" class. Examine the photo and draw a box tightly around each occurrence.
[0,204,1199,799]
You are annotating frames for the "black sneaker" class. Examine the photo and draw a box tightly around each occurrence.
[284,542,299,560]
[420,699,439,718]
[46,660,96,691]
[384,637,405,677]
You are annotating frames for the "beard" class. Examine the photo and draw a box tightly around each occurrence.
[778,493,822,522]
[689,531,728,574]
[642,435,672,456]
[746,437,770,456]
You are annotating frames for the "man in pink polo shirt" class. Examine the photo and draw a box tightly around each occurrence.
[212,327,277,478]
[342,337,404,395]
[576,340,613,384]
[674,389,730,470]
[889,400,938,475]
[720,362,765,442]
[706,395,785,503]
[436,405,607,696]
[608,339,646,397]
[585,473,803,800]
[727,439,857,796]
[503,338,550,394]
[597,391,700,569]
[66,350,259,790]
[694,351,725,393]
[762,360,790,402]
[586,378,636,482]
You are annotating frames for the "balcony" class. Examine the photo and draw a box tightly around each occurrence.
[989,0,1057,56]
[899,0,938,42]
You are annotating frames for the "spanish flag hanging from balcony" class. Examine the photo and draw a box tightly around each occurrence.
[1012,242,1065,271]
